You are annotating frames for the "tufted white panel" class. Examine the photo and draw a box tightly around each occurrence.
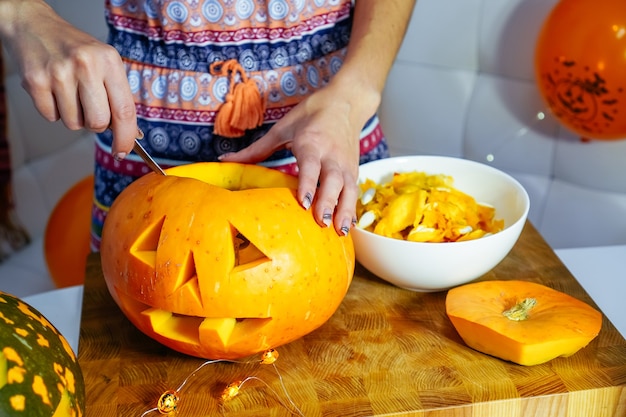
[380,64,475,158]
[380,0,626,249]
[0,238,54,297]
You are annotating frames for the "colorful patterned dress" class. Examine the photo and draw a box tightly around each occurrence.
[92,0,390,249]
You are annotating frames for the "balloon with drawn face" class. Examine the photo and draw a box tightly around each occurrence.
[535,0,626,140]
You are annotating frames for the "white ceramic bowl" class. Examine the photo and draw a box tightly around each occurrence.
[352,155,530,292]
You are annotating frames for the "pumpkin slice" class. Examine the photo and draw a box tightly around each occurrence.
[445,280,602,366]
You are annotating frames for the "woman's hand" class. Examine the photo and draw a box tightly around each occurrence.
[0,0,137,158]
[219,78,379,236]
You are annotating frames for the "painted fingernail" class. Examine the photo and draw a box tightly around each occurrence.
[340,218,352,236]
[302,192,313,210]
[322,209,332,227]
[113,152,127,161]
[352,217,357,225]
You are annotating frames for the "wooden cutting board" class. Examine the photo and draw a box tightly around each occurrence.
[78,222,626,416]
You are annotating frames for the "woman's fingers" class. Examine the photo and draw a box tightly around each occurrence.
[5,1,137,157]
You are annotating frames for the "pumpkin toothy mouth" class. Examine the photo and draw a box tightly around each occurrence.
[116,291,272,349]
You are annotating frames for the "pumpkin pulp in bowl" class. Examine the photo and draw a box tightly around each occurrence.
[100,162,355,360]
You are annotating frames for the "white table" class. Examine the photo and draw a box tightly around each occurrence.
[22,246,626,356]
[23,285,84,355]
[555,245,626,338]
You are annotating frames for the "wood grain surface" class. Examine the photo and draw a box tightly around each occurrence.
[78,222,626,416]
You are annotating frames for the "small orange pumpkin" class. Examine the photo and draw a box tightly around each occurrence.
[44,175,93,288]
[446,280,602,366]
[100,162,355,360]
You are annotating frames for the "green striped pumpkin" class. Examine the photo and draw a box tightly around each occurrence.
[0,291,85,416]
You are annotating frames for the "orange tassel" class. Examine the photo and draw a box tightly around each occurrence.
[210,59,265,138]
[231,79,264,131]
[213,92,245,138]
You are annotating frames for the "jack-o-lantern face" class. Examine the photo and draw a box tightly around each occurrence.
[100,162,355,360]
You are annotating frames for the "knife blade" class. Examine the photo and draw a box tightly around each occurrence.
[132,130,167,176]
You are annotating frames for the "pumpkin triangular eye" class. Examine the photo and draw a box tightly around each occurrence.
[173,250,198,291]
[232,230,269,268]
[169,251,203,311]
[130,216,166,266]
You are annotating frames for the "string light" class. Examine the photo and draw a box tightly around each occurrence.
[220,381,243,402]
[139,349,304,417]
[156,390,179,414]
[260,348,278,364]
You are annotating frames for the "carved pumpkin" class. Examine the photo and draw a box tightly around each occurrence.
[446,280,602,366]
[100,162,355,360]
[0,291,85,416]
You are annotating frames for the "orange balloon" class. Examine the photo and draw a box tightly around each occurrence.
[535,0,626,140]
[44,175,93,288]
